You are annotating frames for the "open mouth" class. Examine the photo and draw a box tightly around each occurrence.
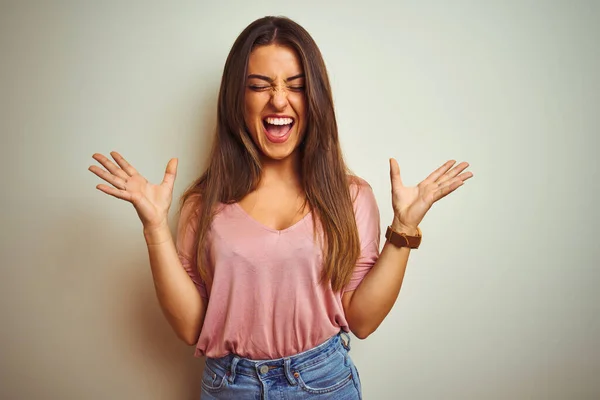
[262,116,295,143]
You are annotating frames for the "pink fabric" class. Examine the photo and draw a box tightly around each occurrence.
[176,179,381,359]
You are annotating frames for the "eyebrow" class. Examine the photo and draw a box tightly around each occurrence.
[247,73,305,83]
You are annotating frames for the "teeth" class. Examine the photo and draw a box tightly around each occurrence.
[265,117,293,125]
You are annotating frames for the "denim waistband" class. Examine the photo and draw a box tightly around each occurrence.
[208,331,351,382]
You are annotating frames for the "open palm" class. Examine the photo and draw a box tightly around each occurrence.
[89,151,178,230]
[389,158,473,229]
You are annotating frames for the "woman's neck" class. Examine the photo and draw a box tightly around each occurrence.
[258,153,302,189]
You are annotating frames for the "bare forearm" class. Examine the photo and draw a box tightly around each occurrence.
[144,224,206,345]
[346,222,417,338]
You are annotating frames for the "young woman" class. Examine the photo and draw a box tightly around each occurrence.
[89,16,472,399]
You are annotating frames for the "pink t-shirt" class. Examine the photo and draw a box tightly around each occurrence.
[176,179,381,359]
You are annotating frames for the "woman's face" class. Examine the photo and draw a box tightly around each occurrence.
[244,44,306,162]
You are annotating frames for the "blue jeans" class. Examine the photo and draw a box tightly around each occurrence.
[200,331,362,399]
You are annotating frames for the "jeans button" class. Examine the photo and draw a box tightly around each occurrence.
[259,365,269,374]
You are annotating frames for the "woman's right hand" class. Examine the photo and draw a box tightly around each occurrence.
[89,151,178,232]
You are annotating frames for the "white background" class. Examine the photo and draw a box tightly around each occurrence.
[1,0,598,398]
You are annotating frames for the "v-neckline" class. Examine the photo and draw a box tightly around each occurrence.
[231,202,312,234]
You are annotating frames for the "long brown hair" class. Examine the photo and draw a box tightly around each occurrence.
[179,16,363,292]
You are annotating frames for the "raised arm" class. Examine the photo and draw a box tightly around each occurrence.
[89,151,207,345]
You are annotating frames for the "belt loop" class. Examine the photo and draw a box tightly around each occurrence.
[283,357,297,386]
[229,356,240,383]
[340,330,351,351]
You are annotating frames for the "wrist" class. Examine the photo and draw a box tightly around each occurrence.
[391,217,419,236]
[143,221,171,245]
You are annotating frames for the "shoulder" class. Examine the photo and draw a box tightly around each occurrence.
[347,175,381,243]
[348,175,377,207]
[180,193,202,217]
[177,193,203,232]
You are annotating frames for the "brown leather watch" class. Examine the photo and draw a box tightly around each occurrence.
[385,226,422,249]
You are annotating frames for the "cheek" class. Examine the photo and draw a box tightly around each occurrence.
[290,96,306,131]
[245,93,267,116]
[290,95,306,117]
[244,97,263,134]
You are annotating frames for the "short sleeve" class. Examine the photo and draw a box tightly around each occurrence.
[343,180,381,293]
[175,197,208,299]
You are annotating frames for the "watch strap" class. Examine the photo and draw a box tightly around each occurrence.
[385,225,422,249]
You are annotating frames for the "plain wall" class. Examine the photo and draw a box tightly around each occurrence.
[1,0,599,399]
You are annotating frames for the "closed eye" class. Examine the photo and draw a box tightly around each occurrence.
[248,85,305,92]
[248,85,270,91]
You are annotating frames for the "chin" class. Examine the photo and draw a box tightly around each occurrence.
[259,142,299,161]
[252,123,303,162]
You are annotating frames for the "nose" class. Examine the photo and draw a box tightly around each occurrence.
[269,87,289,111]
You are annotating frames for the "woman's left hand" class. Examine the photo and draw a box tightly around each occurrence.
[389,159,473,232]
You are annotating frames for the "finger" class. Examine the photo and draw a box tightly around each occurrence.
[95,183,134,202]
[92,153,130,180]
[389,158,404,188]
[435,162,470,185]
[432,178,466,202]
[437,170,473,188]
[456,170,474,182]
[161,158,178,189]
[89,165,127,190]
[423,160,456,185]
[110,151,139,177]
